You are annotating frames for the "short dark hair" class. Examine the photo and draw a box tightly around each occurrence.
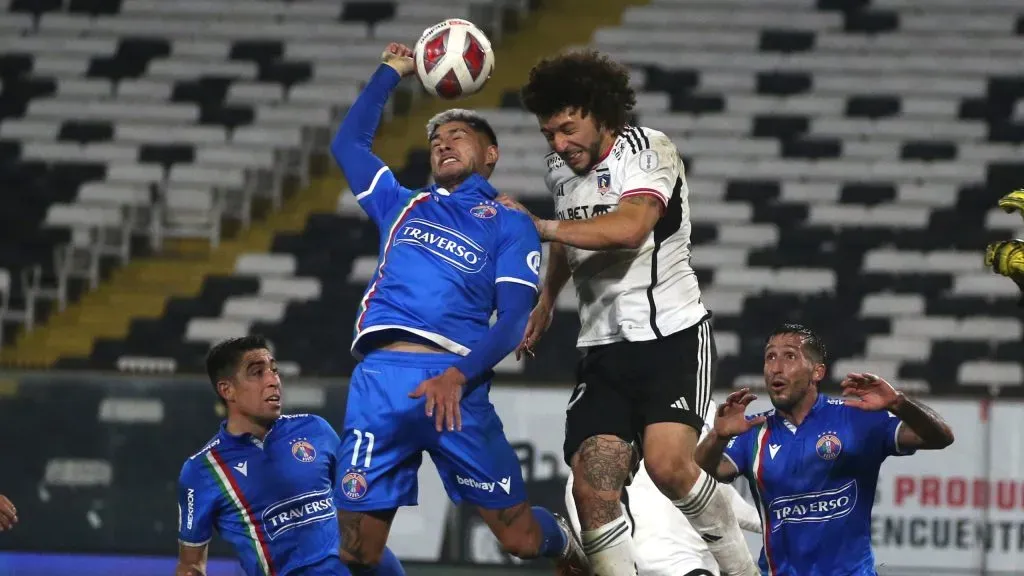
[426,108,498,146]
[520,50,636,133]
[206,335,270,400]
[767,324,827,364]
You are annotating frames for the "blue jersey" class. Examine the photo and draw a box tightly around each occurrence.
[351,173,540,357]
[333,65,541,361]
[177,415,345,576]
[723,395,915,576]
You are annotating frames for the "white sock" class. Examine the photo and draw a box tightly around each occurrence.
[580,516,637,576]
[673,469,759,576]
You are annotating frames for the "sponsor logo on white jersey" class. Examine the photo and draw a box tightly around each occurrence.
[261,488,337,540]
[395,218,487,273]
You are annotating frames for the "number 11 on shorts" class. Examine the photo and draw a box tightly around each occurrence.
[350,429,375,468]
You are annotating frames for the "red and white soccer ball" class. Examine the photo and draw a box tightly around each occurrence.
[413,19,494,100]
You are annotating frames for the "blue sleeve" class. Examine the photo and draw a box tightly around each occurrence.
[453,282,536,382]
[858,409,917,459]
[177,459,216,546]
[329,64,413,225]
[723,426,757,478]
[495,211,542,291]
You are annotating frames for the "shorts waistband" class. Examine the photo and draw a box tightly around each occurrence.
[360,349,462,367]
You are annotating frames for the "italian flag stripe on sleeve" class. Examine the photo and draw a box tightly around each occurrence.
[203,449,276,576]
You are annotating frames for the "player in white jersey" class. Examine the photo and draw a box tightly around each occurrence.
[564,401,763,576]
[499,50,760,576]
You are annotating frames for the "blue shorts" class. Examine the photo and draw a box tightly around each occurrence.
[336,350,527,511]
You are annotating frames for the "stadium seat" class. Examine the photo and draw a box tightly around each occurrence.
[22,0,1024,397]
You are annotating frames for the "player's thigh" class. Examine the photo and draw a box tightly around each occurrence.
[563,346,637,468]
[429,383,526,510]
[637,317,716,435]
[338,361,427,511]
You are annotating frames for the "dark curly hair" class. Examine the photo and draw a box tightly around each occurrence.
[520,50,636,133]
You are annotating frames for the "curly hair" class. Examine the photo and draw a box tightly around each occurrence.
[520,50,636,132]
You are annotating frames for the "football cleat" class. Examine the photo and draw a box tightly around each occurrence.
[553,513,593,576]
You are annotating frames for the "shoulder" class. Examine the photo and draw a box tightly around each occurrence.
[180,435,220,480]
[279,413,329,431]
[280,413,340,441]
[615,126,678,170]
[544,151,565,174]
[543,152,575,192]
[498,206,540,238]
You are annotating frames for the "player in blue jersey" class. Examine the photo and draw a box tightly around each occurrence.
[695,324,955,576]
[328,42,589,575]
[175,336,404,576]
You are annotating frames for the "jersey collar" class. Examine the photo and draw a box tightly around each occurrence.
[773,393,827,431]
[433,173,498,199]
[218,419,277,449]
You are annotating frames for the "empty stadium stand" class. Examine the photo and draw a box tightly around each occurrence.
[0,0,529,359]
[6,0,1024,398]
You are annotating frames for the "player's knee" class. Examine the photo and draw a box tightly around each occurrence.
[644,453,701,496]
[572,435,632,494]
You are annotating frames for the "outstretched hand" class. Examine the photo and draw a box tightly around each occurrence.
[409,367,466,432]
[840,372,901,412]
[713,388,766,438]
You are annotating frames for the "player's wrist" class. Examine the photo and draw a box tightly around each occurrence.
[886,390,907,413]
[444,366,469,386]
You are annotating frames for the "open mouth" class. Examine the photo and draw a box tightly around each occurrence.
[440,157,459,166]
[265,394,281,407]
[769,380,786,393]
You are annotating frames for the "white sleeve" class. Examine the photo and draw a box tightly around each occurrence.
[619,129,679,208]
[723,483,763,534]
[564,472,583,537]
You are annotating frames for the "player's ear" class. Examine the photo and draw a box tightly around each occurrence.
[217,379,234,403]
[485,144,499,169]
[812,363,827,386]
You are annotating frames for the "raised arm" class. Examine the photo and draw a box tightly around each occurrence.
[697,389,767,483]
[695,430,742,483]
[329,43,414,224]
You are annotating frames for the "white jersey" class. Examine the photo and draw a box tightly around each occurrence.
[544,126,708,348]
[564,402,763,576]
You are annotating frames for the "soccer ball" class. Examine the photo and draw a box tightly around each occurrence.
[413,19,494,100]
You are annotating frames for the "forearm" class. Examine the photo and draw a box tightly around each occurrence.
[452,285,534,382]
[539,242,571,307]
[695,431,733,481]
[890,394,954,449]
[539,213,647,251]
[329,64,402,189]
